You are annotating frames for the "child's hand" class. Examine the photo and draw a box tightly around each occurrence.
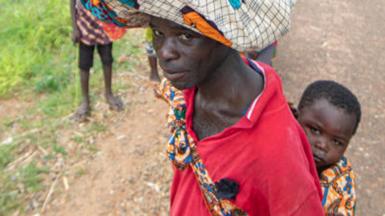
[72,28,80,44]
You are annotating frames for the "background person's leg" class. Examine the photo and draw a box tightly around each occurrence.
[256,44,276,66]
[145,42,160,82]
[148,56,160,82]
[97,43,123,111]
[72,42,94,121]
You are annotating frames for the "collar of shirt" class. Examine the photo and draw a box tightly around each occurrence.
[183,59,286,143]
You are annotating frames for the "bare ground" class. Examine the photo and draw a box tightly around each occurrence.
[3,0,384,215]
[41,73,172,216]
[275,0,385,215]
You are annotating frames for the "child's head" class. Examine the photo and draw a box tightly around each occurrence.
[297,80,361,173]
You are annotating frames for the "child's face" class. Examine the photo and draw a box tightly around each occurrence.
[298,98,356,173]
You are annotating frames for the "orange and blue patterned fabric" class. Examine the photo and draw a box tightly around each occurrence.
[320,156,356,215]
[156,79,247,216]
[80,0,296,51]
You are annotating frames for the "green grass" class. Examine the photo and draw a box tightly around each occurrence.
[0,171,20,215]
[0,161,49,214]
[19,163,49,193]
[0,0,73,97]
[0,0,143,98]
[0,144,16,170]
[0,0,144,215]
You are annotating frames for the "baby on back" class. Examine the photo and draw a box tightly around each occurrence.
[296,80,361,215]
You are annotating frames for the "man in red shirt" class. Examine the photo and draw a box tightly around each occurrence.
[154,17,323,214]
[82,0,324,215]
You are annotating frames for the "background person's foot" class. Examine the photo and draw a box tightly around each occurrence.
[106,95,124,111]
[71,102,90,122]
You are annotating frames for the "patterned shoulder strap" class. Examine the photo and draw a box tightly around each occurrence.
[157,79,247,216]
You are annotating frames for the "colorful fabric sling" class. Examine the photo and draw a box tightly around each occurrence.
[80,0,295,52]
[157,80,247,216]
[320,156,356,215]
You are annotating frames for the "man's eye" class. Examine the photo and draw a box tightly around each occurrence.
[309,127,320,135]
[178,33,193,41]
[153,29,163,37]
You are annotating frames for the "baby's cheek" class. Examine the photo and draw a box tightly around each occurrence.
[306,134,316,146]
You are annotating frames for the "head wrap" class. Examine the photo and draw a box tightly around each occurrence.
[81,0,296,51]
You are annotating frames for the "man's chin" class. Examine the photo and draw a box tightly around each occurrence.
[170,80,193,90]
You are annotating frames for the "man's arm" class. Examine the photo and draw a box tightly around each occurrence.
[290,192,324,216]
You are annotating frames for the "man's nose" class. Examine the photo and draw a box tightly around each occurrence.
[157,37,179,62]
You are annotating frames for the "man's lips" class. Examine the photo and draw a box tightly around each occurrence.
[163,70,187,81]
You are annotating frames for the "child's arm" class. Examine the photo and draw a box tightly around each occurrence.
[70,0,80,43]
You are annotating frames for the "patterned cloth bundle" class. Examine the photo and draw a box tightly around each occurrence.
[81,0,295,51]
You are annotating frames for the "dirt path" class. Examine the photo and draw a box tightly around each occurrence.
[43,73,172,215]
[275,0,385,215]
[42,0,385,215]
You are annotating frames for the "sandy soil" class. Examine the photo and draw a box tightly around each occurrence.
[29,0,385,215]
[275,0,385,215]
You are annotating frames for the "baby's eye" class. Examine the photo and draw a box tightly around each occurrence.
[178,33,193,41]
[309,127,320,135]
[333,139,344,147]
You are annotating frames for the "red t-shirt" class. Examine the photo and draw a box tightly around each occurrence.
[169,61,323,216]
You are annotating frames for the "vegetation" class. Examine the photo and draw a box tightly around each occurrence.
[0,0,73,96]
[0,0,143,214]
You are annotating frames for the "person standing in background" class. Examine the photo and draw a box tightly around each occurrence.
[144,27,160,82]
[70,0,126,121]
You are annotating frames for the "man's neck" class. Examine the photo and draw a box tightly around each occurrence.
[192,52,264,140]
[196,51,264,112]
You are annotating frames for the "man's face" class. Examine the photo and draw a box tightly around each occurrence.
[150,17,228,89]
[298,98,356,173]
